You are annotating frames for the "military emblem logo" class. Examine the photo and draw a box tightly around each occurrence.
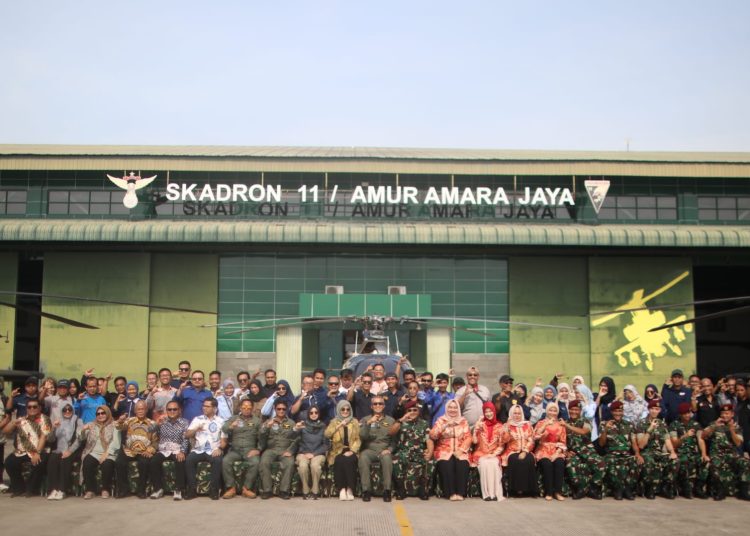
[584,179,610,215]
[107,172,157,208]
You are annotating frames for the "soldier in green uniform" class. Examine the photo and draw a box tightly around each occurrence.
[258,400,300,499]
[221,399,262,499]
[635,399,679,499]
[598,400,639,500]
[669,402,709,499]
[702,403,750,501]
[391,399,434,500]
[358,395,397,502]
[563,399,604,500]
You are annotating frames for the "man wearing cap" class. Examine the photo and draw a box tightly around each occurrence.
[563,399,605,499]
[669,402,709,499]
[5,376,40,418]
[42,379,74,423]
[598,400,639,500]
[702,403,750,500]
[635,399,679,499]
[492,374,522,424]
[660,369,692,424]
[455,367,491,427]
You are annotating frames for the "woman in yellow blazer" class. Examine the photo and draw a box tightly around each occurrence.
[325,400,361,500]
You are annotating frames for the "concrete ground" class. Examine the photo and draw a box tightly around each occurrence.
[0,494,747,535]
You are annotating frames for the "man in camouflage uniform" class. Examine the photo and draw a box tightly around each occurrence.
[221,399,262,499]
[563,399,604,500]
[635,399,679,499]
[598,400,639,500]
[258,399,299,499]
[669,402,709,499]
[391,399,434,500]
[359,395,397,502]
[702,403,750,501]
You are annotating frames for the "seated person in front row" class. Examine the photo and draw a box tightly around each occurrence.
[185,397,226,500]
[258,399,299,499]
[221,399,262,499]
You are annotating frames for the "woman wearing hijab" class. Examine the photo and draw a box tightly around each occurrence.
[594,377,616,428]
[622,385,648,425]
[514,383,528,405]
[295,405,329,499]
[217,379,239,420]
[471,401,506,501]
[261,380,295,418]
[574,384,599,440]
[325,400,360,500]
[526,387,546,425]
[244,379,267,419]
[429,399,472,501]
[534,402,567,501]
[114,381,142,418]
[543,385,557,406]
[572,376,586,389]
[555,383,572,421]
[46,403,82,500]
[501,404,537,497]
[79,404,120,499]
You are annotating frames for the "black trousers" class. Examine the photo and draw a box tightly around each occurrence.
[115,451,150,495]
[6,452,48,494]
[47,452,77,493]
[437,456,469,498]
[185,452,222,495]
[82,454,115,493]
[538,457,565,496]
[149,452,186,491]
[333,453,358,491]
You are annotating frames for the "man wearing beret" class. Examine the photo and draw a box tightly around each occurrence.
[635,399,679,499]
[598,400,639,500]
[669,402,709,499]
[702,403,750,500]
[563,399,605,499]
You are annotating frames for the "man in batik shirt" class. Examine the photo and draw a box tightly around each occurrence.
[2,398,51,497]
[115,399,158,498]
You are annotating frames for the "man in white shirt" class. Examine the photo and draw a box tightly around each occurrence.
[184,397,227,500]
[454,367,491,427]
[370,364,388,395]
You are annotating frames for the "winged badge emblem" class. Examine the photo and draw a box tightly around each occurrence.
[107,172,157,208]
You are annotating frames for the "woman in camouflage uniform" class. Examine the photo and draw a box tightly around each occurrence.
[392,399,434,500]
[635,399,679,499]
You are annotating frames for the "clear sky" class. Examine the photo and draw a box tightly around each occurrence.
[1,1,749,151]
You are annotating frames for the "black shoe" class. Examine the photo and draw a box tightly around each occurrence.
[10,491,24,498]
[483,496,493,501]
[572,489,586,500]
[681,489,693,499]
[613,489,623,501]
[395,489,405,500]
[184,492,196,501]
[362,491,371,502]
[623,489,635,501]
[662,489,675,500]
[695,489,708,499]
[713,489,726,501]
[739,484,750,501]
[280,492,290,500]
[588,489,603,500]
[383,490,392,502]
[644,488,655,500]
[260,492,272,500]
[210,492,220,500]
[312,493,319,500]
[419,488,429,501]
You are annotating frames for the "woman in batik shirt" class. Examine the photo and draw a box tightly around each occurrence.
[79,404,120,499]
[429,399,471,501]
[534,402,567,501]
[501,404,537,497]
[471,401,506,501]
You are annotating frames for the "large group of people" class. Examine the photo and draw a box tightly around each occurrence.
[1,361,749,504]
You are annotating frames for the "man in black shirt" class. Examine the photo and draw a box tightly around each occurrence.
[348,372,375,420]
[692,377,720,428]
[492,374,522,423]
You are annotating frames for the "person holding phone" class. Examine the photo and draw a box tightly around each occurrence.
[598,400,639,500]
[635,399,679,499]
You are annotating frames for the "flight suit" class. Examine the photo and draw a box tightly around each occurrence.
[221,414,262,491]
[565,418,605,497]
[636,418,677,497]
[258,417,300,495]
[359,414,397,493]
[668,419,709,498]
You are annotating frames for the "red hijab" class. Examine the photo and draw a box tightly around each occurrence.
[481,401,498,441]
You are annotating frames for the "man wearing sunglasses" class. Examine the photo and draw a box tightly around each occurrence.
[455,367,491,427]
[258,400,300,499]
[3,399,51,497]
[171,361,192,389]
[149,401,189,500]
[358,396,397,502]
[175,371,212,422]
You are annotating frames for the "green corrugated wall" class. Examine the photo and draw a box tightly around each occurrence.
[0,252,18,369]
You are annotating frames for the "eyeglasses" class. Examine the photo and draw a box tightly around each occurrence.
[62,407,73,412]
[340,408,351,412]
[96,411,106,416]
[179,367,190,372]
[166,408,179,412]
[466,374,478,378]
[27,405,40,409]
[192,377,204,381]
[328,382,340,386]
[362,381,372,384]
[372,402,384,406]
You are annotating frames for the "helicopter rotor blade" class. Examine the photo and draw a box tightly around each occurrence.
[648,304,750,332]
[589,295,750,317]
[403,319,498,337]
[225,317,354,335]
[0,301,99,329]
[0,291,215,315]
[413,316,581,331]
[202,316,311,328]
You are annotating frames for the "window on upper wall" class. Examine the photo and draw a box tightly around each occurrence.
[697,196,750,221]
[0,190,28,215]
[597,195,677,221]
[47,190,128,215]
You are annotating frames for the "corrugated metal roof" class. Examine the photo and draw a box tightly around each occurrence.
[1,144,750,163]
[0,219,748,248]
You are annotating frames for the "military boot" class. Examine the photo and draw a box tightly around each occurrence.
[739,483,750,501]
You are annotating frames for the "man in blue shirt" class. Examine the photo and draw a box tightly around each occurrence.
[174,370,212,422]
[75,376,107,423]
[661,369,692,424]
[430,373,455,426]
[5,376,39,418]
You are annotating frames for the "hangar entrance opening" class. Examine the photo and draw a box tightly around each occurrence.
[693,265,750,379]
